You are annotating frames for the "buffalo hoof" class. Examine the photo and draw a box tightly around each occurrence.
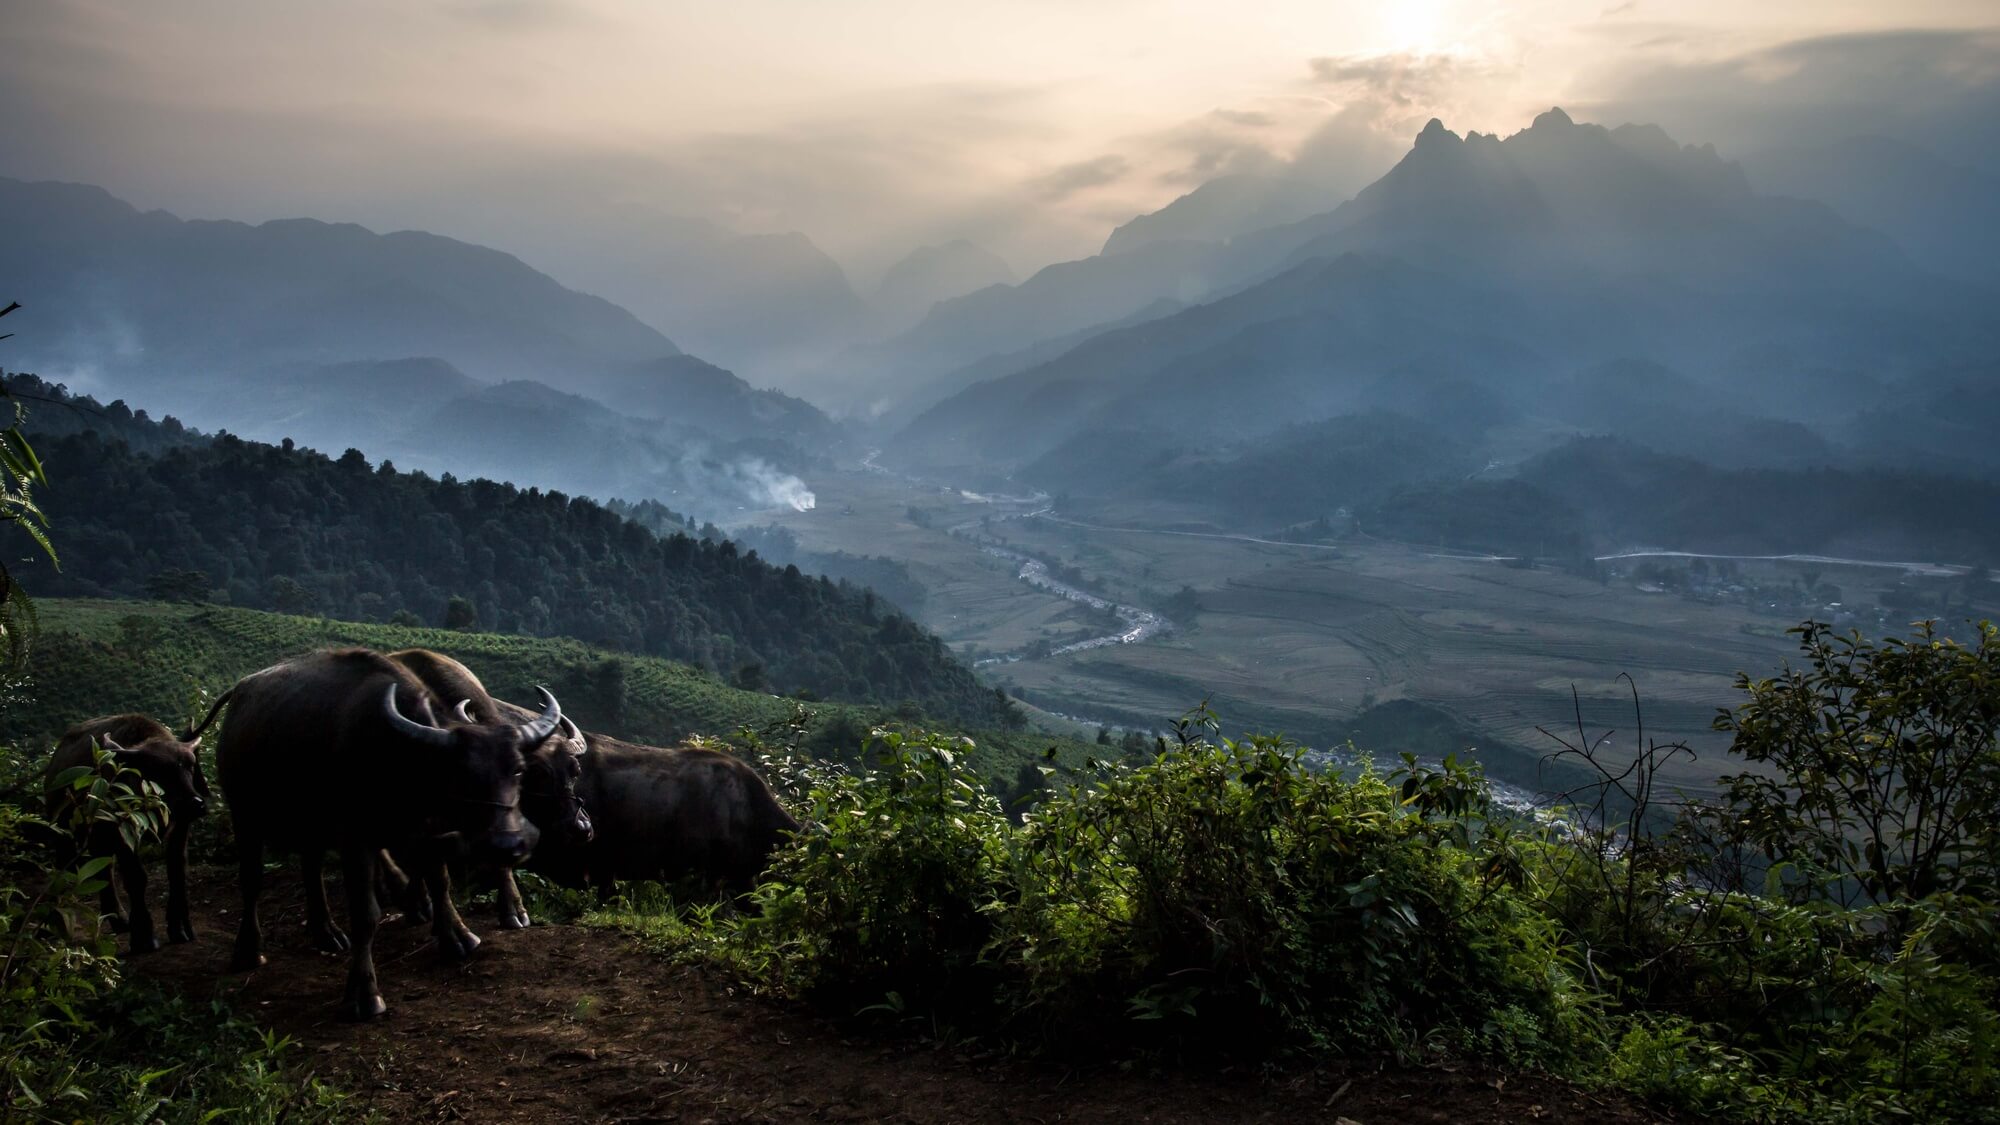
[436,926,481,962]
[167,919,196,944]
[128,932,161,955]
[310,926,351,954]
[496,907,531,931]
[343,992,387,1022]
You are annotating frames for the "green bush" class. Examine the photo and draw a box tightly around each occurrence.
[744,729,1014,1019]
[0,743,346,1122]
[1002,725,1581,1059]
[680,715,1591,1063]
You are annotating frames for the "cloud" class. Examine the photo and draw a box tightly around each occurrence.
[1581,30,2000,168]
[1212,108,1277,128]
[1028,155,1132,200]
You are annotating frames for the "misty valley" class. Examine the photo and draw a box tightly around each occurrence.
[5,10,2000,1123]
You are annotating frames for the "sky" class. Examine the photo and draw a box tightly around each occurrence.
[3,0,1996,287]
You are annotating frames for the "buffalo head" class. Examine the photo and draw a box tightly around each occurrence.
[99,733,211,820]
[381,684,565,865]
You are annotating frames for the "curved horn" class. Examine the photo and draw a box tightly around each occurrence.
[453,698,476,724]
[98,735,134,754]
[382,684,453,749]
[516,686,562,744]
[558,716,586,756]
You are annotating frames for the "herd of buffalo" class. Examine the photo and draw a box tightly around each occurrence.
[47,646,799,1020]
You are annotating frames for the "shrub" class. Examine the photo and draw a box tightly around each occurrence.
[0,742,345,1121]
[1002,726,1579,1058]
[744,729,1014,1017]
[703,712,1591,1063]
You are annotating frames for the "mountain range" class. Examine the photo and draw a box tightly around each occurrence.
[882,109,1999,481]
[0,176,851,517]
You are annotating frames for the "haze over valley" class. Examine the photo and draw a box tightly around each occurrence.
[6,4,1999,791]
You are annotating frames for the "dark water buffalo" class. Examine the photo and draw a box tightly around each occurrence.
[384,649,592,933]
[216,648,560,1020]
[507,721,797,903]
[46,715,211,953]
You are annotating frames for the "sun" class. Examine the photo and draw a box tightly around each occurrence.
[1376,0,1452,56]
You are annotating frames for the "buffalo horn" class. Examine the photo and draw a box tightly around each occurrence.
[558,716,586,756]
[453,698,476,723]
[100,735,133,754]
[517,686,562,744]
[383,684,454,749]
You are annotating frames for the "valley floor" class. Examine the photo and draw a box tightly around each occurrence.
[140,868,1666,1124]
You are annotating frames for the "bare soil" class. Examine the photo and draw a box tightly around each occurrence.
[139,867,1668,1124]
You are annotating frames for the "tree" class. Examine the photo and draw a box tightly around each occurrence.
[1714,620,2000,907]
[269,576,315,615]
[732,662,768,693]
[144,568,211,605]
[442,595,479,630]
[0,301,54,671]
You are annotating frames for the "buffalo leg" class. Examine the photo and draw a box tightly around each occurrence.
[374,850,429,924]
[301,851,350,954]
[118,844,158,954]
[229,828,266,971]
[164,819,195,944]
[422,859,481,961]
[98,878,128,933]
[339,846,386,1021]
[494,867,531,930]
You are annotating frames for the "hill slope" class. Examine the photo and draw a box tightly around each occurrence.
[26,407,1010,724]
[4,600,1082,783]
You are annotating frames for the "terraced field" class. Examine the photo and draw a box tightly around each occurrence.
[6,599,1096,786]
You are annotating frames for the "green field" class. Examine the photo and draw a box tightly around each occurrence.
[5,599,1095,785]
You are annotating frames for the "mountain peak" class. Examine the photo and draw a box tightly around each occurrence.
[1531,106,1575,131]
[1415,118,1459,149]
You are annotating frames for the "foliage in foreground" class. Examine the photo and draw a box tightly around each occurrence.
[0,743,346,1122]
[608,622,2000,1123]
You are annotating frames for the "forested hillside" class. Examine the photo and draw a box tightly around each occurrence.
[17,390,1015,725]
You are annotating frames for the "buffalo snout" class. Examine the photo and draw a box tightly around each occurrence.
[484,824,537,865]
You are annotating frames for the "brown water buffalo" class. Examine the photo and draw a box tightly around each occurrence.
[502,720,797,904]
[383,649,592,934]
[215,648,560,1020]
[46,715,211,953]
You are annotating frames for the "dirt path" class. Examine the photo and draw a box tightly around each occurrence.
[140,868,1667,1124]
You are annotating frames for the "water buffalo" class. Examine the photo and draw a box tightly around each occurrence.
[503,720,797,903]
[46,715,211,953]
[383,649,592,934]
[216,648,560,1020]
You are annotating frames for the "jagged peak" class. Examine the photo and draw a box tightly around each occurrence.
[1530,106,1575,131]
[1414,117,1460,149]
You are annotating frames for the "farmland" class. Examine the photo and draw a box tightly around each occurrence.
[3,599,1097,786]
[751,465,1975,795]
